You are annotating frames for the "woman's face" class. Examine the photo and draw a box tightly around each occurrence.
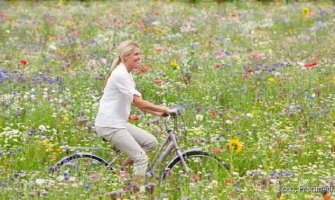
[123,47,141,71]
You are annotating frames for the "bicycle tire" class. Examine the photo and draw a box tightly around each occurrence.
[50,153,123,196]
[51,153,114,173]
[160,150,229,198]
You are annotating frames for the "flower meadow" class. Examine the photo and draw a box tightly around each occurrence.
[1,0,335,199]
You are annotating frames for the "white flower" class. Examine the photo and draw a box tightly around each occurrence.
[38,125,46,132]
[246,113,253,118]
[36,179,45,185]
[196,114,204,121]
[225,120,233,124]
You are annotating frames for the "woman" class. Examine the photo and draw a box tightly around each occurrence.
[95,40,176,190]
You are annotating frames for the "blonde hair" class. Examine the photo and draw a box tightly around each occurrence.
[105,40,140,84]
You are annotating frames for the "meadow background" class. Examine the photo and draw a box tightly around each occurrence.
[1,0,335,199]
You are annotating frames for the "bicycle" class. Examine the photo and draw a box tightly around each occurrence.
[50,112,230,198]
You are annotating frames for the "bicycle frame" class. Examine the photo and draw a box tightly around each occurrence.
[147,115,189,176]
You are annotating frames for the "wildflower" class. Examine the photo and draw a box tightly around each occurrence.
[304,62,318,69]
[73,30,79,37]
[227,139,242,153]
[303,8,310,17]
[225,120,233,125]
[36,179,45,186]
[20,59,27,65]
[119,171,128,179]
[254,53,263,60]
[89,173,100,180]
[140,65,149,73]
[212,148,221,153]
[155,47,162,53]
[170,60,179,68]
[226,179,233,185]
[129,114,139,121]
[246,68,252,74]
[196,114,203,121]
[193,175,200,182]
[268,77,275,82]
[155,79,163,85]
[137,22,145,29]
[209,110,217,116]
[145,183,155,194]
[215,64,221,69]
[84,184,91,189]
[315,135,324,143]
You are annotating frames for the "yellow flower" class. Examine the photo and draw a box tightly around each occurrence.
[63,115,69,121]
[227,139,242,153]
[170,60,179,68]
[268,77,275,82]
[288,29,293,34]
[303,8,310,17]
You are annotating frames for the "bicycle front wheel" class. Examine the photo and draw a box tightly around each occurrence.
[50,153,122,198]
[160,150,229,199]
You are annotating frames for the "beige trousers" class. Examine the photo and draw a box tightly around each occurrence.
[95,123,158,176]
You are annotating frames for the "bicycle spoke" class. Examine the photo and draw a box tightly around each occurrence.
[161,153,228,199]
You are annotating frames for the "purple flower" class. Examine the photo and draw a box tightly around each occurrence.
[85,184,91,189]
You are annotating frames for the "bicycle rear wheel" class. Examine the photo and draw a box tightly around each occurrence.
[160,150,229,199]
[50,153,122,198]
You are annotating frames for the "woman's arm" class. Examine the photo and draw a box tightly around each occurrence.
[133,95,175,115]
[139,108,164,116]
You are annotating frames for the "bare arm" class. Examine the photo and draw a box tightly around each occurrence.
[140,108,165,116]
[133,95,168,113]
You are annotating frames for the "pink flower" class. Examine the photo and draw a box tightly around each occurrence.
[73,30,79,37]
[254,53,263,60]
[155,79,163,85]
[212,148,221,153]
[119,171,128,179]
[193,175,200,182]
[129,114,139,121]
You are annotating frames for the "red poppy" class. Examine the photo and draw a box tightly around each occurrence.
[246,68,252,74]
[215,64,221,69]
[226,179,233,185]
[155,79,163,85]
[140,66,149,73]
[20,59,27,65]
[128,114,139,121]
[212,148,221,153]
[193,175,200,182]
[304,62,318,69]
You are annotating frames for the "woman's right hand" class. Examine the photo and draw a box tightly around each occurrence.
[162,108,178,117]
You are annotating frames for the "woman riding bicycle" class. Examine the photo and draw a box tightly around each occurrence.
[94,40,176,191]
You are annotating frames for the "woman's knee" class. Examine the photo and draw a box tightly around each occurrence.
[147,137,158,152]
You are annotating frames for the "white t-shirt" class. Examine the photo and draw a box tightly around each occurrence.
[95,63,141,128]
